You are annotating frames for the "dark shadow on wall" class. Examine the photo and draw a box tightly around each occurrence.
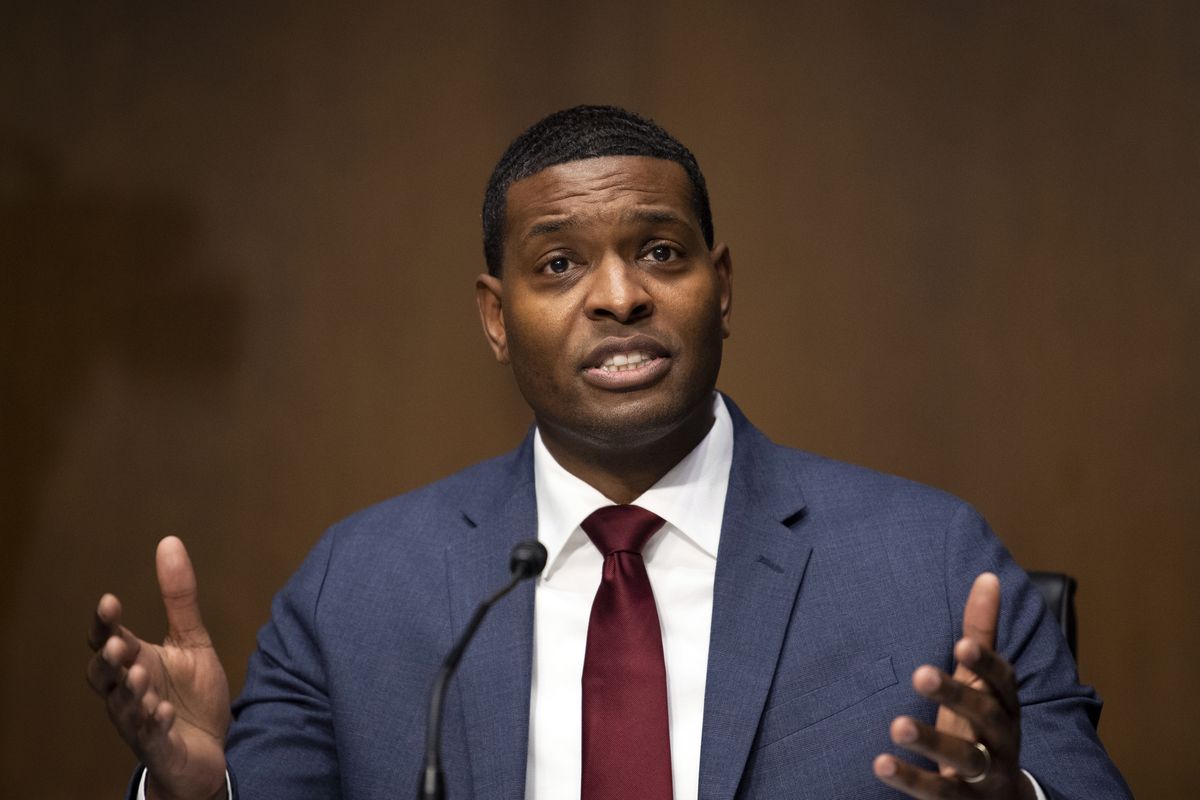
[0,134,243,625]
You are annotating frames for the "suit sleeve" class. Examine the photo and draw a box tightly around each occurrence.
[942,504,1131,799]
[222,530,342,797]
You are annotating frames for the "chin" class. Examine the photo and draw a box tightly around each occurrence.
[571,393,706,449]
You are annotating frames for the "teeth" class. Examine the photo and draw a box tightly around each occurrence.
[600,350,654,372]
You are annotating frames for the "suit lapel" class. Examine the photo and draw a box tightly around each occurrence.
[445,437,538,800]
[699,404,812,800]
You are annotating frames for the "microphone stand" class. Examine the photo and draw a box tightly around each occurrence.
[418,541,546,800]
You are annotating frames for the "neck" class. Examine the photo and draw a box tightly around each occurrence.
[537,401,716,505]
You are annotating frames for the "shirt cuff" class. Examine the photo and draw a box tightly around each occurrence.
[1023,768,1048,800]
[136,769,233,800]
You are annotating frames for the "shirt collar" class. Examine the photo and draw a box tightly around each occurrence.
[533,394,734,578]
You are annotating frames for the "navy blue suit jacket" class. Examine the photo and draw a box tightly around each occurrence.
[185,400,1128,798]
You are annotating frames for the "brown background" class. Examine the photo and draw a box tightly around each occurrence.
[3,2,1197,797]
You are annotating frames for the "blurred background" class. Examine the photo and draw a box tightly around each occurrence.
[2,2,1197,797]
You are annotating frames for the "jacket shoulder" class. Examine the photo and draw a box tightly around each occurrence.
[726,395,974,533]
[786,446,973,522]
[323,438,532,552]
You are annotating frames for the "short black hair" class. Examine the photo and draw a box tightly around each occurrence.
[482,105,713,276]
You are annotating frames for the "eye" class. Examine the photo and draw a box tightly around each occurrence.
[543,256,571,275]
[643,242,681,263]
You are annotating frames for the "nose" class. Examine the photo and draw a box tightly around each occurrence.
[585,254,653,324]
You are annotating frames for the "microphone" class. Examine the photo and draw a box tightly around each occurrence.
[418,539,547,800]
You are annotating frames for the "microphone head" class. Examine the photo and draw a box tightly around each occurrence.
[509,540,548,580]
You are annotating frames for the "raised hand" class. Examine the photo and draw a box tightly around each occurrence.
[873,573,1037,799]
[87,536,231,800]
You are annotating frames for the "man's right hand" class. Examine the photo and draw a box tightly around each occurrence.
[87,536,231,800]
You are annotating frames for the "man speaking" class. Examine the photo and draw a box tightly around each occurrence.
[87,106,1130,799]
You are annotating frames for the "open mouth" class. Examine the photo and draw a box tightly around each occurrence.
[597,350,658,373]
[582,336,672,390]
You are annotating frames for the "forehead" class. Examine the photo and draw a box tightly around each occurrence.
[503,156,696,239]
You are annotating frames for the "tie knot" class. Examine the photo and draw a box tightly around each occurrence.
[580,505,665,556]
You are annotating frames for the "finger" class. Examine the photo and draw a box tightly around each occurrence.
[914,665,999,733]
[102,633,139,670]
[954,637,1019,718]
[962,572,1000,650]
[106,672,143,732]
[139,685,163,723]
[891,716,990,778]
[137,700,179,768]
[874,753,965,800]
[153,699,176,733]
[89,593,123,651]
[88,631,138,695]
[156,536,210,647]
[111,673,175,753]
[118,691,175,767]
[87,649,124,695]
[126,663,151,706]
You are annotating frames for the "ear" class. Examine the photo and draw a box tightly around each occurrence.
[712,243,733,339]
[475,273,510,364]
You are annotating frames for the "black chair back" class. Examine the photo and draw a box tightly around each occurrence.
[1026,571,1078,659]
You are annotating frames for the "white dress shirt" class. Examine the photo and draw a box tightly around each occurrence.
[526,394,733,800]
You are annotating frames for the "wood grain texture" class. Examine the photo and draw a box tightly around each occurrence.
[2,2,1196,796]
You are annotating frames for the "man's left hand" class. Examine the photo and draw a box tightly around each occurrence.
[873,573,1037,799]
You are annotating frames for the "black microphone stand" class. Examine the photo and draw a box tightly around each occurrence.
[418,541,547,800]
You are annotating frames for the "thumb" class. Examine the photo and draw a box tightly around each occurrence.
[962,572,1000,649]
[156,536,210,647]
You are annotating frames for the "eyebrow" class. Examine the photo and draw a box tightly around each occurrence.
[524,217,577,240]
[522,208,689,241]
[625,208,688,228]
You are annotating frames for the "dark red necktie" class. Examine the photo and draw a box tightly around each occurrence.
[580,505,674,800]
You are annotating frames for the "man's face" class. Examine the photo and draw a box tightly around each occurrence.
[476,155,732,454]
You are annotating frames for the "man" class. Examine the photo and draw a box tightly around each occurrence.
[88,106,1130,799]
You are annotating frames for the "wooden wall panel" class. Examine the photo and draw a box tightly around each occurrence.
[2,2,1196,796]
